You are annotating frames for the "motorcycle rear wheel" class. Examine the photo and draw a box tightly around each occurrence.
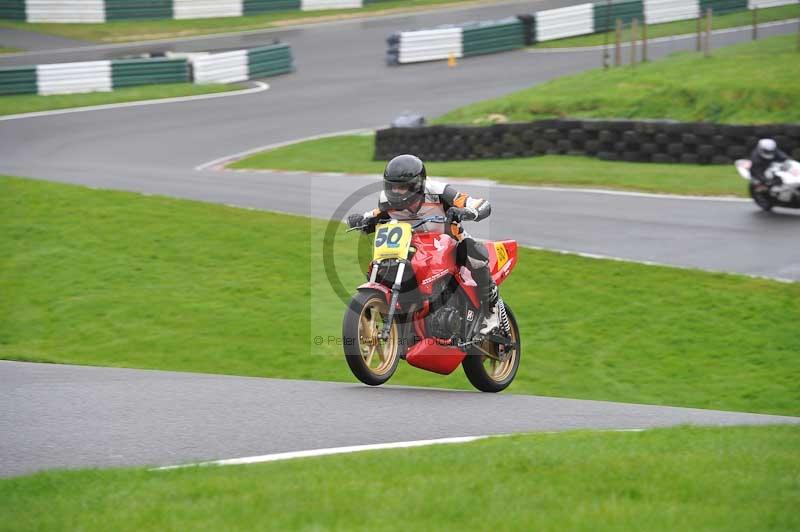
[749,182,773,212]
[342,290,400,386]
[462,304,521,393]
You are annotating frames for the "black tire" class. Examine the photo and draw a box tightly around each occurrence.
[749,182,773,212]
[342,290,400,386]
[462,304,521,393]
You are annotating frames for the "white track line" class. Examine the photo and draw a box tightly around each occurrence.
[153,428,652,471]
[154,435,489,470]
[517,242,797,284]
[0,81,269,122]
[198,128,750,203]
[527,19,800,53]
[483,183,749,202]
[194,126,384,170]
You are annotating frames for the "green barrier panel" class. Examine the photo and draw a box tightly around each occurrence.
[0,66,36,95]
[593,0,644,32]
[0,0,26,20]
[248,44,294,78]
[462,20,525,57]
[105,0,173,21]
[111,58,189,88]
[244,0,301,15]
[700,0,748,16]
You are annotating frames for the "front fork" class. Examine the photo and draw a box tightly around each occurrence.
[378,260,406,341]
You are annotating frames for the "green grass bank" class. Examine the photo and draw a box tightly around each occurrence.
[233,36,799,195]
[231,134,744,196]
[439,35,800,125]
[2,176,798,415]
[1,425,798,531]
[0,82,241,116]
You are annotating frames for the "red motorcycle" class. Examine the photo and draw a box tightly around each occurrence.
[342,215,521,392]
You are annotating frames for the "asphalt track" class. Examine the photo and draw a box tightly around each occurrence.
[1,360,797,478]
[1,10,798,279]
[1,4,799,478]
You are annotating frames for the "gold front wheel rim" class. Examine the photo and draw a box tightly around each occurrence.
[357,298,398,376]
[480,325,517,382]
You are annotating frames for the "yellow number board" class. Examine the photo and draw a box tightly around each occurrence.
[494,243,509,269]
[373,221,413,261]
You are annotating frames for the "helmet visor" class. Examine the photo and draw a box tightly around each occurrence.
[383,179,420,208]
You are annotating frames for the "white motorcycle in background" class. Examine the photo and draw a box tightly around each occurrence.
[735,158,800,212]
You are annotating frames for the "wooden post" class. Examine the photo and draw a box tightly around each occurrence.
[603,0,611,68]
[704,8,712,58]
[696,14,702,51]
[642,21,648,62]
[614,18,622,67]
[631,18,638,66]
[752,8,758,41]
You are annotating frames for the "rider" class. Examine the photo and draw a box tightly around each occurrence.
[750,138,789,186]
[347,154,499,334]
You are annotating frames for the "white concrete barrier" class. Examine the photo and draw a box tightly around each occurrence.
[748,0,796,7]
[644,0,700,25]
[174,0,242,20]
[26,0,105,22]
[536,3,595,42]
[37,61,112,95]
[397,28,463,64]
[301,0,362,10]
[191,50,249,84]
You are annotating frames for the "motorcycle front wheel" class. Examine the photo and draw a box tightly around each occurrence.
[749,182,773,212]
[342,290,400,386]
[462,303,521,393]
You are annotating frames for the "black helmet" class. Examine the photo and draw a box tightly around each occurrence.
[383,154,426,210]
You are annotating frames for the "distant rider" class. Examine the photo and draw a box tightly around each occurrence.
[749,138,789,186]
[347,154,499,335]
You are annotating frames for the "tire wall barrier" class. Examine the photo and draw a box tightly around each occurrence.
[593,1,643,33]
[0,57,187,96]
[0,0,28,19]
[462,17,525,57]
[386,0,798,64]
[700,0,747,16]
[2,0,371,21]
[111,57,190,88]
[373,121,800,166]
[0,65,37,95]
[0,43,291,95]
[190,42,293,83]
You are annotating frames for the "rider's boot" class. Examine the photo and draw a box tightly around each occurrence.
[472,267,499,335]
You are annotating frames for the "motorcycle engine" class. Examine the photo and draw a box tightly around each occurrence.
[428,305,463,340]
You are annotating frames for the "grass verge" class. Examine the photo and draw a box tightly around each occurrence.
[0,0,485,43]
[1,425,798,531]
[0,46,21,54]
[3,176,799,415]
[231,133,745,196]
[533,5,800,48]
[439,35,800,125]
[0,82,243,116]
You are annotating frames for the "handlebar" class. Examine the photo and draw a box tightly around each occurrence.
[346,215,446,233]
[411,215,446,229]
